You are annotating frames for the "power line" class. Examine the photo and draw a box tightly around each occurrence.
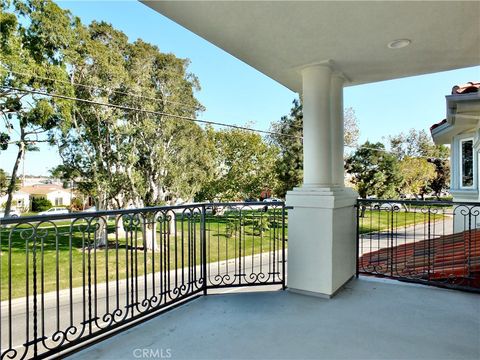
[2,86,302,139]
[0,67,204,112]
[1,85,448,159]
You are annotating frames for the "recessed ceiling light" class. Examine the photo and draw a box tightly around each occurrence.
[387,39,411,49]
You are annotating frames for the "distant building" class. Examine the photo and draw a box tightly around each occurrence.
[21,184,72,208]
[0,191,30,212]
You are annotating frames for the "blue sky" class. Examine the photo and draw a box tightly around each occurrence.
[1,1,479,176]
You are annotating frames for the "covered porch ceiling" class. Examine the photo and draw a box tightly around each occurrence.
[142,1,479,92]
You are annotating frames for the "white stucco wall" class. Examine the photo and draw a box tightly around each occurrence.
[0,192,30,212]
[46,191,72,207]
[31,190,72,207]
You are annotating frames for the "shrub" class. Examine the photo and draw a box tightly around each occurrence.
[253,217,270,236]
[32,198,52,212]
[70,197,84,211]
[225,219,239,238]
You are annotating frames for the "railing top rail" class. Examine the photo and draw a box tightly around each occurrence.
[0,201,285,225]
[357,198,460,206]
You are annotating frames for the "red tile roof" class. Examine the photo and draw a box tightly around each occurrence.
[20,184,66,195]
[430,118,447,132]
[359,229,480,288]
[431,81,479,135]
[451,81,480,95]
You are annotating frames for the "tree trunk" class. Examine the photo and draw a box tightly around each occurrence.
[360,205,366,218]
[116,214,127,239]
[94,194,108,247]
[4,138,25,217]
[168,213,175,235]
[143,214,159,251]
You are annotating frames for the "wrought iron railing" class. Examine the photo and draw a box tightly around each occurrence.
[0,201,287,359]
[356,199,480,292]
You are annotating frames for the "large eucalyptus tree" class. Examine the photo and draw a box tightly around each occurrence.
[0,0,76,216]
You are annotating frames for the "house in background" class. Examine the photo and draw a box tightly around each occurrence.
[20,184,72,208]
[0,190,30,212]
[431,81,480,230]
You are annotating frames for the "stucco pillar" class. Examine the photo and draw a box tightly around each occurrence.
[331,74,345,186]
[286,64,358,298]
[302,65,332,186]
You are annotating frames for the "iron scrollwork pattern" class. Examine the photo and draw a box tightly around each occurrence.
[0,201,287,359]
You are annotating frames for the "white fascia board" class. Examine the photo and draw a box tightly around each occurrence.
[446,93,480,122]
[431,122,455,145]
[431,122,476,145]
[435,93,480,144]
[446,93,480,103]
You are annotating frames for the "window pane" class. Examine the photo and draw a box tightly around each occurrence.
[462,140,473,187]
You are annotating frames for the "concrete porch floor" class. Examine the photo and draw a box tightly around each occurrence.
[70,278,479,360]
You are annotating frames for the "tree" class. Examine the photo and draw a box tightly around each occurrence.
[270,98,360,197]
[55,20,131,218]
[0,0,75,216]
[345,141,402,199]
[50,20,208,249]
[0,169,8,196]
[428,157,450,199]
[389,129,449,159]
[388,129,450,197]
[0,169,19,199]
[344,107,360,148]
[269,99,303,198]
[121,40,208,208]
[398,157,436,199]
[198,128,278,201]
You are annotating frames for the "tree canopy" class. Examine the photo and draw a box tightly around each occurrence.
[197,127,278,201]
[345,141,402,199]
[398,157,436,199]
[0,0,76,215]
[389,129,450,198]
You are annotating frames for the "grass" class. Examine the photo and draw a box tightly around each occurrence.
[0,210,287,300]
[359,209,445,234]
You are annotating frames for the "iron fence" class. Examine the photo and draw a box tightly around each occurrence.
[0,201,286,359]
[356,199,480,292]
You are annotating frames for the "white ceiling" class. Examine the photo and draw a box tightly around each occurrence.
[142,1,480,92]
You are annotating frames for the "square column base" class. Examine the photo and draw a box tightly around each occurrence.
[286,186,358,297]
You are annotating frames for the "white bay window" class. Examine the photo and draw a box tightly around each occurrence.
[460,138,474,189]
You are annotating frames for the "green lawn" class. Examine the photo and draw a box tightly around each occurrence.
[0,210,287,300]
[358,209,445,234]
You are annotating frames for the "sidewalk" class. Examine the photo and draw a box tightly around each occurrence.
[359,217,454,256]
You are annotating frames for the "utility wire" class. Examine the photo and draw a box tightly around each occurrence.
[1,85,449,159]
[2,85,301,139]
[0,67,204,112]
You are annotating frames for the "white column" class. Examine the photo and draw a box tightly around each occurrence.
[302,65,332,186]
[330,74,345,186]
[286,64,358,298]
